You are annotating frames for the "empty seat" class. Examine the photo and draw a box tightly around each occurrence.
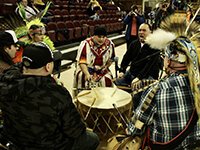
[64,21,75,41]
[56,21,68,42]
[65,21,81,40]
[61,9,70,22]
[73,20,88,38]
[2,0,16,4]
[1,3,15,15]
[46,22,57,43]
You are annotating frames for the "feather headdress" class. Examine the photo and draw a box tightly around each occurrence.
[0,1,54,50]
[146,12,200,122]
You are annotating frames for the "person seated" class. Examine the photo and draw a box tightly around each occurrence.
[29,0,45,13]
[87,0,102,17]
[28,24,45,42]
[74,26,115,96]
[126,29,200,150]
[26,24,54,49]
[90,9,100,20]
[13,24,53,63]
[115,23,162,88]
[15,0,37,20]
[0,42,99,150]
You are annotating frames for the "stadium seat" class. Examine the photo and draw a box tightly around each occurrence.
[73,20,88,38]
[46,22,58,43]
[56,21,68,42]
[65,21,75,41]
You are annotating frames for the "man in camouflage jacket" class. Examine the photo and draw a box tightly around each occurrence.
[0,42,99,150]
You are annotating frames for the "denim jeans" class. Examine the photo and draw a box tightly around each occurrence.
[114,70,135,87]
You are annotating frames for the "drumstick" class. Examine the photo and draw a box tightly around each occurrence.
[112,103,128,128]
[84,97,96,121]
[76,90,91,98]
[111,86,117,97]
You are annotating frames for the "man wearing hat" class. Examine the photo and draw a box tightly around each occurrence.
[74,26,115,95]
[0,30,19,73]
[0,42,99,150]
[126,20,200,149]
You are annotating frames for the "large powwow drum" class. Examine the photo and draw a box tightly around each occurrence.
[77,87,132,137]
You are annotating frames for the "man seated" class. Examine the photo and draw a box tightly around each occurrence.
[126,28,200,150]
[0,42,99,150]
[74,26,115,96]
[115,23,162,88]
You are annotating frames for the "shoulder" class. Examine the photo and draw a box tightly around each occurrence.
[159,74,189,89]
[31,77,73,105]
[105,38,114,45]
[85,37,94,45]
[130,40,140,47]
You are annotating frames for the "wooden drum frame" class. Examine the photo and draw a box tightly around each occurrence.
[76,87,133,137]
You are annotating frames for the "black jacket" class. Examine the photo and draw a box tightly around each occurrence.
[120,40,162,80]
[0,66,86,150]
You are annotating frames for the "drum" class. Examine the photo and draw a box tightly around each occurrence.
[77,87,132,138]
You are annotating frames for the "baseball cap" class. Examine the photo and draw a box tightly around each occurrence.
[0,30,18,47]
[22,42,62,69]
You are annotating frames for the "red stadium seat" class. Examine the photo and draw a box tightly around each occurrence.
[73,20,88,38]
[46,22,57,43]
[65,21,75,41]
[56,21,68,42]
[65,21,81,40]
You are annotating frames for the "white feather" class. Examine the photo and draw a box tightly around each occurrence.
[145,29,177,50]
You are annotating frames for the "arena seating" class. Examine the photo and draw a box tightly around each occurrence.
[0,0,125,46]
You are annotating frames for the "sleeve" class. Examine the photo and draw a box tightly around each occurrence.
[128,87,157,136]
[60,88,86,138]
[76,41,88,64]
[120,41,137,73]
[110,41,115,61]
[136,15,145,27]
[123,14,132,24]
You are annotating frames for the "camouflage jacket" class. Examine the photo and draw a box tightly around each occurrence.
[0,66,86,150]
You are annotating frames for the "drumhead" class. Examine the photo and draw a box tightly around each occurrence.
[77,87,132,109]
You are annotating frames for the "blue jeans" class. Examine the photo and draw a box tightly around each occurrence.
[71,130,99,150]
[114,70,135,87]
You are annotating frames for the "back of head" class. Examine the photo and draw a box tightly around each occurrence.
[22,42,54,69]
[94,26,107,36]
[22,42,62,76]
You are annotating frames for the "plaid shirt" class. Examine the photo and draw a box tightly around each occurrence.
[130,73,200,149]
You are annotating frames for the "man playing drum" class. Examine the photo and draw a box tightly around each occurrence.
[74,26,115,94]
[0,42,99,150]
[114,23,163,109]
[126,18,200,149]
[115,23,162,87]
